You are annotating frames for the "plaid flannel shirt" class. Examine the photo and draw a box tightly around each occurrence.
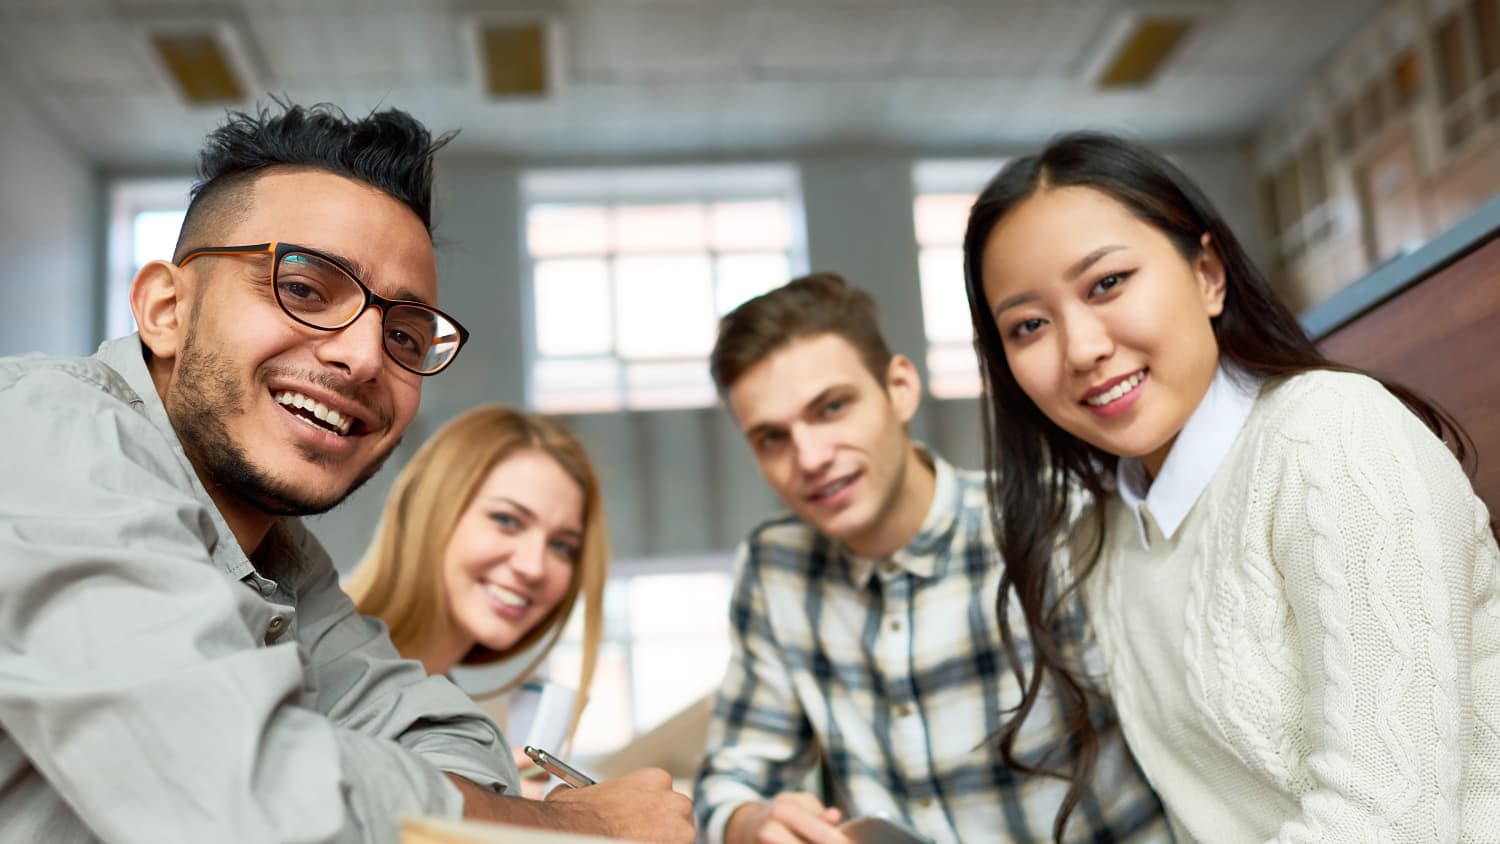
[693,451,1168,844]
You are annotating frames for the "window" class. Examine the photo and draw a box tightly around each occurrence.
[1430,0,1500,149]
[911,160,1004,400]
[1477,0,1500,119]
[107,179,192,339]
[522,166,806,414]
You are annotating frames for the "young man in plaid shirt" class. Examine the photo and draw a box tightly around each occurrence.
[693,273,1167,844]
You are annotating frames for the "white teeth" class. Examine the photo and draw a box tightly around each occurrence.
[275,391,355,436]
[814,476,854,500]
[1085,371,1145,407]
[484,583,528,608]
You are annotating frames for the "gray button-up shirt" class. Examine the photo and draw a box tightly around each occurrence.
[0,336,519,843]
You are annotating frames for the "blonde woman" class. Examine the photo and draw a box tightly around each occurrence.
[345,404,608,788]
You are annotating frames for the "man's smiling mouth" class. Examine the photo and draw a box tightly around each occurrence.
[274,390,356,436]
[809,471,860,502]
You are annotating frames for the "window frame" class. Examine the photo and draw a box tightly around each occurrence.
[520,165,808,414]
[105,178,194,341]
[910,159,1006,400]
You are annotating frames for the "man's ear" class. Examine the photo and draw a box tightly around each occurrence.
[884,354,923,424]
[1196,232,1227,318]
[130,260,191,362]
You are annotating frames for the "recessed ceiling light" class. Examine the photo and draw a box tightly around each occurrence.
[149,31,245,103]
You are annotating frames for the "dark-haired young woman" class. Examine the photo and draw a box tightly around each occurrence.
[961,132,1500,842]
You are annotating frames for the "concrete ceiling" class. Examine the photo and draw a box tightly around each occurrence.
[0,0,1384,169]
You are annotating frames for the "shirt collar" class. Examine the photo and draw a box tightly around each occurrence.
[847,447,958,588]
[94,333,262,581]
[1116,364,1261,550]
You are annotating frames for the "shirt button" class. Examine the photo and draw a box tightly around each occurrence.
[896,703,913,717]
[889,618,902,632]
[883,563,900,577]
[919,798,933,809]
[266,615,288,638]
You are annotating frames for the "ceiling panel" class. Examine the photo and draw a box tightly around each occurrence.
[0,0,1387,168]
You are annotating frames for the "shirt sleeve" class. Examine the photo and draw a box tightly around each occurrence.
[0,367,481,843]
[289,538,519,793]
[1260,375,1500,843]
[692,541,819,844]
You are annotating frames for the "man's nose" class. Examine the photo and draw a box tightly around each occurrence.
[315,306,387,382]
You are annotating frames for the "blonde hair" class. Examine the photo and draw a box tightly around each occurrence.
[345,404,608,737]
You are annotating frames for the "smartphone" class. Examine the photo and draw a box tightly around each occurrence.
[838,816,931,844]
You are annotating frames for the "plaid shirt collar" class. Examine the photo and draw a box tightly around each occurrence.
[842,446,959,589]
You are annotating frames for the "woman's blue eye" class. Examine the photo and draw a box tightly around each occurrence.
[821,399,847,417]
[549,540,580,561]
[489,512,520,529]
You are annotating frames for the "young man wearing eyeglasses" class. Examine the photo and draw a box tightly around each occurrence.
[0,102,691,844]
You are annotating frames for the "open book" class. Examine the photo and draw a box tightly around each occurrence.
[401,816,623,844]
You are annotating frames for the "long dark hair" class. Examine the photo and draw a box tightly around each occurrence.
[961,131,1470,841]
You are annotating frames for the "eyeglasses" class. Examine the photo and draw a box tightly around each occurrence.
[175,241,469,376]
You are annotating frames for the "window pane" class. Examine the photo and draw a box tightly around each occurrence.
[614,255,715,358]
[528,205,610,257]
[533,357,621,414]
[551,642,634,757]
[1334,103,1358,156]
[630,637,730,732]
[613,203,707,252]
[1300,138,1328,212]
[918,247,972,345]
[913,193,974,247]
[708,200,792,250]
[625,361,717,410]
[927,342,983,399]
[133,210,185,265]
[1260,175,1282,241]
[627,573,732,636]
[626,573,732,733]
[1275,158,1302,230]
[534,259,613,356]
[1478,0,1500,78]
[1357,79,1386,135]
[715,252,789,316]
[1433,13,1469,105]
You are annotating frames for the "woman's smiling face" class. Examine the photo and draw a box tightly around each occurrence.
[978,185,1226,476]
[441,449,582,656]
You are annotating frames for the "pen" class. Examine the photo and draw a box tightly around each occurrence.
[523,745,596,789]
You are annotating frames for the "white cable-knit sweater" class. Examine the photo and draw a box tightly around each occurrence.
[1079,369,1500,843]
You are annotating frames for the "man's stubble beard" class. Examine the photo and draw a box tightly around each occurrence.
[167,320,399,518]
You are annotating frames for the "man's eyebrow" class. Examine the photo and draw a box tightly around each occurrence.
[742,384,852,440]
[743,420,782,442]
[1064,245,1127,281]
[392,286,433,306]
[309,246,435,307]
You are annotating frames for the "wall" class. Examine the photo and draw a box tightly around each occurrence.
[0,68,97,358]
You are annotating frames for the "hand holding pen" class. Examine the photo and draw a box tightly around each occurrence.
[520,748,694,843]
[524,744,596,789]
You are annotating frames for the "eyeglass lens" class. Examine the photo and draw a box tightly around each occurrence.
[276,251,459,373]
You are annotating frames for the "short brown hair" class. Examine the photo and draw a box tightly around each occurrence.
[710,271,893,393]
